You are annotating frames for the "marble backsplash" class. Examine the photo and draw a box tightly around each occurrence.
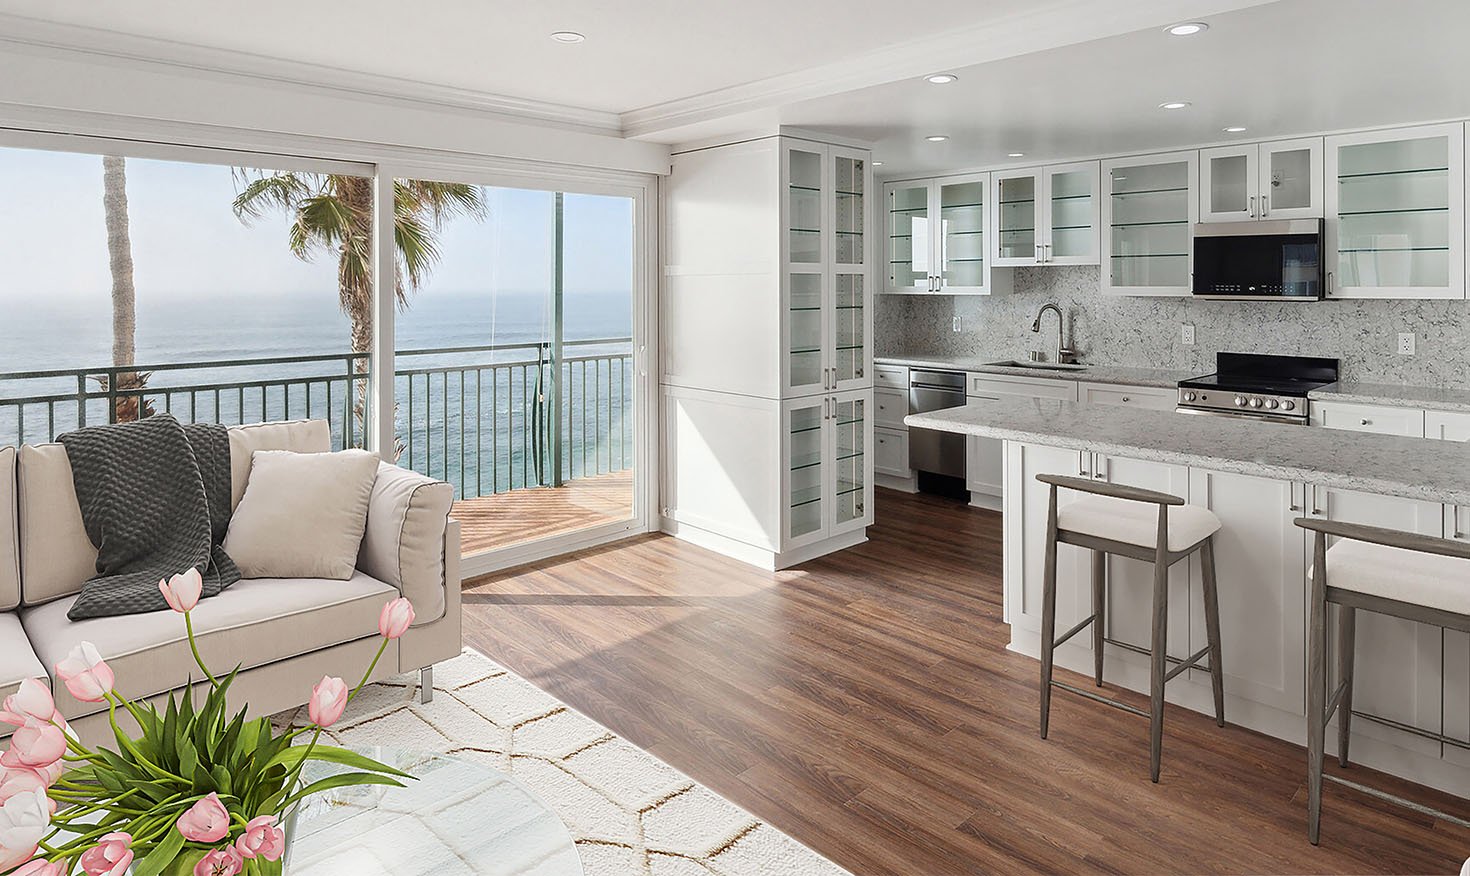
[876,266,1470,387]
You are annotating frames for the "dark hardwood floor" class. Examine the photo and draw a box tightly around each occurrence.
[462,488,1470,875]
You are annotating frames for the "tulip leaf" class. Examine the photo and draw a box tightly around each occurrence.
[132,824,186,876]
[279,771,404,812]
[267,744,412,779]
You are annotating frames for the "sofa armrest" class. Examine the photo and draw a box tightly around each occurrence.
[357,463,454,625]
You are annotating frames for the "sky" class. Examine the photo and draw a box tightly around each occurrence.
[0,144,635,304]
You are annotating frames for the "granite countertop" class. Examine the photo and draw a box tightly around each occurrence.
[1308,382,1470,413]
[905,397,1470,507]
[873,355,1192,389]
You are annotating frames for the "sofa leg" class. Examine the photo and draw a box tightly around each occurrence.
[419,666,434,704]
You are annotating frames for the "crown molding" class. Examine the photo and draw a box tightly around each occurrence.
[620,0,1281,140]
[0,14,625,137]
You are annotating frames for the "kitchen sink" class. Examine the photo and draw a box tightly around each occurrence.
[984,359,1090,371]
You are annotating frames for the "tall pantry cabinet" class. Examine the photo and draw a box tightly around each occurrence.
[661,136,876,569]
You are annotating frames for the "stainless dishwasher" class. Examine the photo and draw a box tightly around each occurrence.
[908,368,967,478]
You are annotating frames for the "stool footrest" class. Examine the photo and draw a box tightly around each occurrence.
[1163,646,1213,683]
[1050,680,1151,719]
[1051,613,1098,650]
[1323,772,1470,831]
[1324,679,1350,724]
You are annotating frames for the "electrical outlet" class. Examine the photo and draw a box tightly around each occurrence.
[1181,323,1196,345]
[952,316,963,332]
[1398,332,1416,355]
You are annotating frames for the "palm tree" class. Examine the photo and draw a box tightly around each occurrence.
[100,155,151,422]
[230,173,486,357]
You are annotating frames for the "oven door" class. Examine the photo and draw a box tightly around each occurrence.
[1192,219,1323,300]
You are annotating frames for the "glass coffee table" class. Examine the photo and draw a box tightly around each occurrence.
[287,748,584,875]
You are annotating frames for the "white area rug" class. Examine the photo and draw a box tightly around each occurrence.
[274,649,850,876]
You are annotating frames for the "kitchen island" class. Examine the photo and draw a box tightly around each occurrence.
[907,398,1470,796]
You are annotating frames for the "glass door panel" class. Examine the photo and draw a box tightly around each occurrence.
[833,153,865,267]
[1335,135,1451,289]
[938,179,986,291]
[1265,147,1314,214]
[1202,148,1255,220]
[831,395,868,531]
[994,173,1037,264]
[1045,164,1099,264]
[787,147,823,264]
[786,400,826,543]
[832,272,867,387]
[787,272,825,393]
[886,183,930,291]
[1106,157,1193,291]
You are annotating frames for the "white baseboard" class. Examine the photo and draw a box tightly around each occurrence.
[876,472,918,493]
[662,518,866,571]
[968,491,1002,511]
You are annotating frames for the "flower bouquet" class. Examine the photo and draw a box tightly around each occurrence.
[0,569,420,876]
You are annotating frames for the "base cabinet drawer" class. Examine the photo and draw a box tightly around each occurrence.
[875,389,907,429]
[874,364,909,391]
[1310,401,1425,436]
[1078,382,1176,411]
[875,427,910,476]
[1426,409,1470,442]
[969,373,1078,401]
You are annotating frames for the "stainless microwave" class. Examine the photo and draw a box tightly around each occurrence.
[1191,219,1324,300]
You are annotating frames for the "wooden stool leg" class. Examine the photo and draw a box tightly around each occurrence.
[1336,605,1356,767]
[1040,486,1059,740]
[1199,537,1226,727]
[1091,549,1105,687]
[1307,532,1328,845]
[1148,534,1169,783]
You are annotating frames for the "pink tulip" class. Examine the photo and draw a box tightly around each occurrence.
[0,718,66,771]
[158,568,204,613]
[12,858,65,875]
[55,643,114,703]
[0,788,50,874]
[307,676,348,728]
[378,597,415,639]
[234,814,285,861]
[0,768,56,815]
[0,680,58,728]
[194,845,244,876]
[78,831,132,876]
[175,793,230,843]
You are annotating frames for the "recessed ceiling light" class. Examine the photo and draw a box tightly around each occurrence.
[924,73,959,85]
[1222,126,1248,133]
[925,135,949,142]
[549,31,585,43]
[1007,152,1025,158]
[1165,22,1209,36]
[1158,101,1191,110]
[872,161,884,166]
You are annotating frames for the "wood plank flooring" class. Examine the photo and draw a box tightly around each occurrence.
[462,488,1470,875]
[454,471,632,555]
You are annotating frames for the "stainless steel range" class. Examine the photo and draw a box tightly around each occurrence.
[1177,352,1339,423]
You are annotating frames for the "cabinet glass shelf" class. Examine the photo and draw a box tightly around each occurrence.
[1111,220,1187,228]
[1338,246,1450,253]
[1338,207,1448,216]
[790,450,862,471]
[999,199,1035,206]
[889,206,927,214]
[941,203,984,210]
[1337,167,1449,180]
[1052,224,1092,231]
[790,480,863,508]
[1111,187,1188,197]
[1111,253,1188,259]
[1050,194,1092,202]
[998,227,1036,234]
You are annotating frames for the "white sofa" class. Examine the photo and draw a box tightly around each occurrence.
[0,419,462,745]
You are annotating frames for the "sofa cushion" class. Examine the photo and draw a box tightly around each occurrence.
[227,420,331,511]
[0,613,47,720]
[17,420,334,606]
[21,571,397,719]
[0,447,18,611]
[357,463,454,625]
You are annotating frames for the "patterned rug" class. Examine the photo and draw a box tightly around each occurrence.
[273,649,850,876]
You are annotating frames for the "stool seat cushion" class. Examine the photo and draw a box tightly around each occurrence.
[1057,496,1221,552]
[1324,539,1470,615]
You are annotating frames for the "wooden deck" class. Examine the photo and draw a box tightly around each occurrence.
[453,471,633,555]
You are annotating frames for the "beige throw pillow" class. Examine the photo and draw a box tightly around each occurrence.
[224,449,380,580]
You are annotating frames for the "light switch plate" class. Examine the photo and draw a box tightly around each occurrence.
[1398,332,1416,355]
[1181,323,1196,345]
[952,316,963,332]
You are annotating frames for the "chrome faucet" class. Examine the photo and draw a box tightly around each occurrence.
[1031,303,1077,364]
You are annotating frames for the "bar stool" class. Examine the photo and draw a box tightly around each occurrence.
[1296,516,1470,845]
[1036,473,1226,783]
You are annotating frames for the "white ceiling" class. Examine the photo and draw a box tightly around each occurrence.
[0,0,1080,114]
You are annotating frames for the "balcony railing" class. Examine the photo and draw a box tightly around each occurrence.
[0,338,633,503]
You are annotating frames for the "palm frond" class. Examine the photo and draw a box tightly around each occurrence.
[394,213,441,292]
[230,172,314,222]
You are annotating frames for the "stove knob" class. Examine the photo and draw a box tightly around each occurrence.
[1265,399,1279,410]
[1281,399,1296,411]
[1248,398,1262,408]
[1183,391,1197,402]
[1234,395,1247,407]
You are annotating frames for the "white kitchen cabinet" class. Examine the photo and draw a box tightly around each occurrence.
[1429,408,1470,766]
[883,174,1013,295]
[1077,382,1176,411]
[873,389,906,429]
[1200,138,1323,222]
[1425,408,1470,441]
[968,373,1078,504]
[1101,151,1198,296]
[965,435,1003,502]
[968,372,1078,401]
[873,362,908,391]
[1186,469,1307,713]
[1307,483,1445,757]
[1325,123,1466,299]
[1308,400,1425,436]
[1003,442,1093,633]
[782,389,873,548]
[874,428,909,477]
[991,161,1101,267]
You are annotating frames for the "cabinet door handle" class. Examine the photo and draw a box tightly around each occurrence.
[1249,195,1256,218]
[1261,194,1269,216]
[1360,419,1371,426]
[1121,396,1130,403]
[1077,450,1089,477]
[1289,483,1301,513]
[1044,243,1052,262]
[1092,455,1108,480]
[1326,271,1334,297]
[1311,485,1324,516]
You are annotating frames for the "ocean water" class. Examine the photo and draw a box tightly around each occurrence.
[0,290,635,495]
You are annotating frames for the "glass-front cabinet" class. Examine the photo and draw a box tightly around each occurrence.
[782,391,871,547]
[937,176,991,292]
[1325,123,1465,299]
[782,139,874,396]
[992,162,1101,266]
[883,173,1006,294]
[1200,138,1322,223]
[1101,151,1198,296]
[885,182,930,292]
